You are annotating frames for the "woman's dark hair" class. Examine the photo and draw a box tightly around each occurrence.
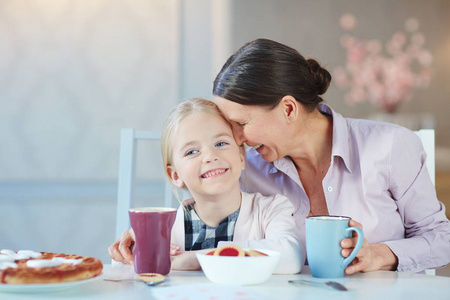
[213,38,331,112]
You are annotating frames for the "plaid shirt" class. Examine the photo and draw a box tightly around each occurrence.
[183,203,240,251]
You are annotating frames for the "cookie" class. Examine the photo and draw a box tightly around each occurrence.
[134,273,164,283]
[214,245,245,257]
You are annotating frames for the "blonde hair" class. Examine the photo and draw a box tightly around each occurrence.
[161,98,229,200]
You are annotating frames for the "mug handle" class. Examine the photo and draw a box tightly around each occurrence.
[341,226,364,268]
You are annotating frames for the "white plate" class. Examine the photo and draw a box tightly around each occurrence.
[0,275,101,293]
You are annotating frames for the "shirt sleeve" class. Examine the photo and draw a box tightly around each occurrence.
[384,127,450,272]
[220,194,305,274]
[171,205,186,250]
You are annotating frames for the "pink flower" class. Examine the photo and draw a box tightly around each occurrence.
[418,50,432,66]
[367,40,382,54]
[333,66,350,89]
[347,40,367,63]
[405,18,420,32]
[411,33,425,47]
[333,15,433,112]
[340,14,357,31]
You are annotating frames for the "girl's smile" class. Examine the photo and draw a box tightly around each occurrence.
[201,168,229,179]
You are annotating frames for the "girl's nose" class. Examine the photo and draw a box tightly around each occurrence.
[202,148,219,163]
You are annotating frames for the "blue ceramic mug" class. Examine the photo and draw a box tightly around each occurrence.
[306,216,364,278]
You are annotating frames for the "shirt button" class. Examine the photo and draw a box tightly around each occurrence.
[327,186,333,192]
[269,167,278,174]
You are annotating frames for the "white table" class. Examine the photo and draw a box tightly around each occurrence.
[3,264,450,300]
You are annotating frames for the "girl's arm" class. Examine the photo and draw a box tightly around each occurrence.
[221,193,304,274]
[170,250,201,270]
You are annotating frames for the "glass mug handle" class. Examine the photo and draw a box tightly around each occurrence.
[341,226,364,269]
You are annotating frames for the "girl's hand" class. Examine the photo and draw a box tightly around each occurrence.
[170,250,201,270]
[341,220,398,274]
[170,243,181,256]
[108,229,135,265]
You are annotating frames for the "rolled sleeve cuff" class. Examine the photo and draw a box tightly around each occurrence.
[383,241,434,273]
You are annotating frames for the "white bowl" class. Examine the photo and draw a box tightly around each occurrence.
[196,249,281,285]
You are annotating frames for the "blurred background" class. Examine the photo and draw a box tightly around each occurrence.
[1,0,449,275]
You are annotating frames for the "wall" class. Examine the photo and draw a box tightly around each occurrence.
[0,0,180,262]
[0,0,179,182]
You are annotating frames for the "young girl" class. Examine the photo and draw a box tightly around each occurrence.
[109,98,303,274]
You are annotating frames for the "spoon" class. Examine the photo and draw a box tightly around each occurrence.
[145,279,165,287]
[289,279,348,291]
[103,278,135,282]
[103,277,165,286]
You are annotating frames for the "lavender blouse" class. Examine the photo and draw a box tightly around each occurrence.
[240,104,450,273]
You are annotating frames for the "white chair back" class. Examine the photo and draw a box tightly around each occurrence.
[414,129,436,276]
[414,129,435,186]
[115,128,174,239]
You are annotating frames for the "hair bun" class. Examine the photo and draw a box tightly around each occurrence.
[306,59,331,95]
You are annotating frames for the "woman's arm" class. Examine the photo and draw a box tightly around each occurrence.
[386,128,450,272]
[343,128,450,273]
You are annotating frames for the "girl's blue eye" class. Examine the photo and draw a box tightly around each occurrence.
[216,142,228,147]
[185,150,198,156]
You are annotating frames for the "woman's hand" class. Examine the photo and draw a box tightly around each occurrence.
[108,229,135,265]
[170,250,201,271]
[341,220,398,274]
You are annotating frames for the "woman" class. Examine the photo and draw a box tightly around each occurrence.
[213,38,450,274]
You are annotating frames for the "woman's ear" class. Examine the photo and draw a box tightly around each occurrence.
[166,165,185,188]
[279,95,299,122]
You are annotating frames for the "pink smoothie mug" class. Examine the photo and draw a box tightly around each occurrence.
[128,207,177,275]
